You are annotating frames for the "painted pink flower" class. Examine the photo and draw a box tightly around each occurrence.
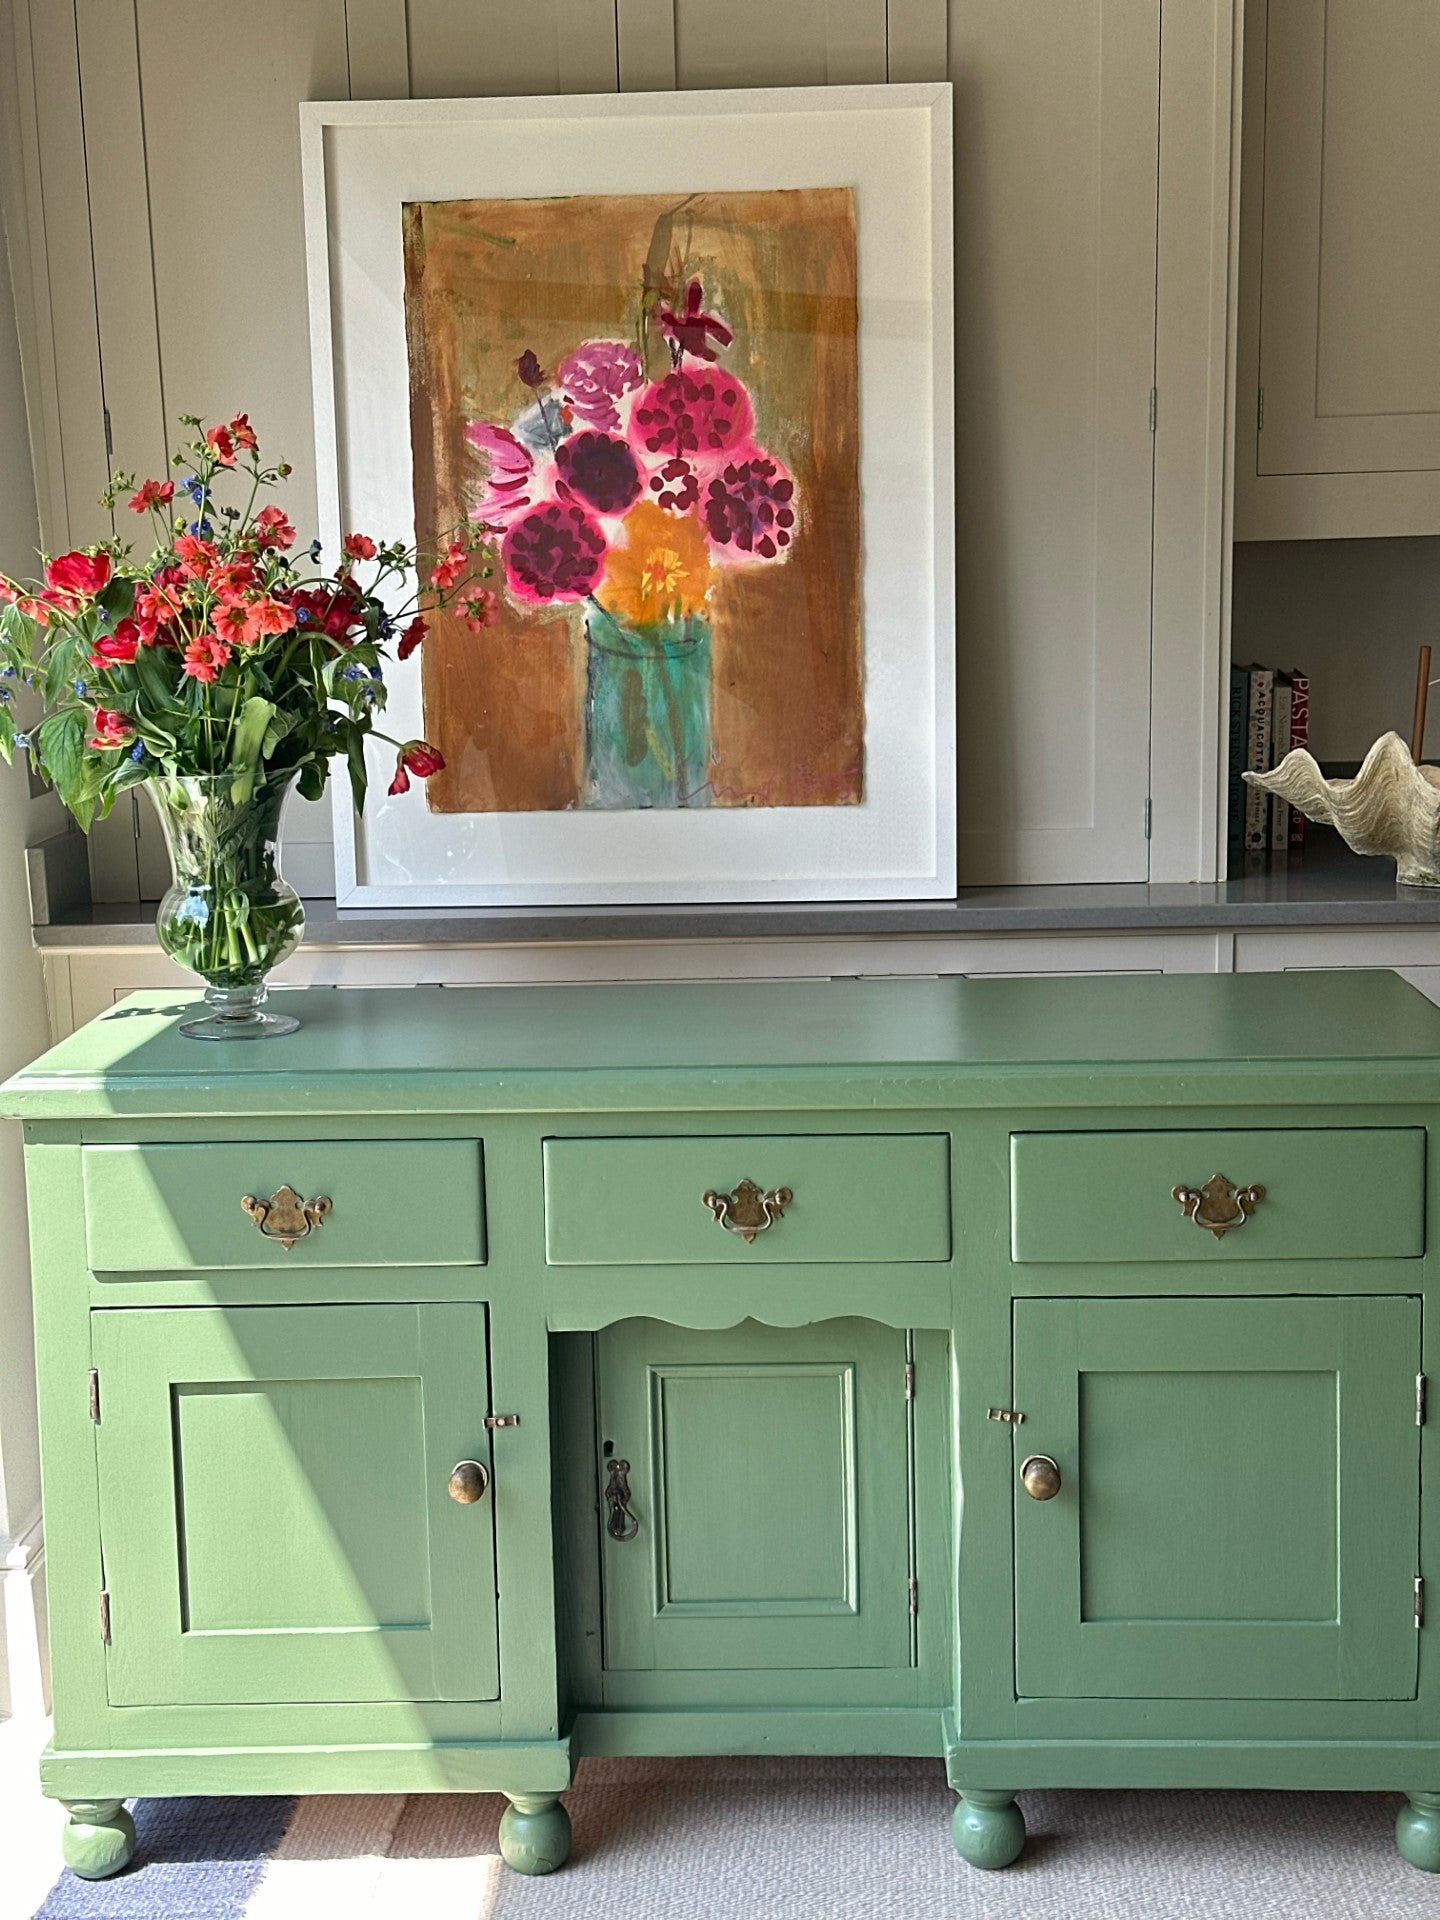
[658,278,733,363]
[465,422,536,529]
[646,456,702,515]
[501,502,607,604]
[557,340,644,431]
[702,447,798,561]
[554,431,643,516]
[630,370,753,464]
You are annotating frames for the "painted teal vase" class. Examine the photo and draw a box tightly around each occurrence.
[583,605,712,809]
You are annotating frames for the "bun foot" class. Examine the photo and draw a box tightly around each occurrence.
[499,1792,571,1875]
[1398,1793,1440,1872]
[952,1789,1026,1870]
[59,1798,137,1880]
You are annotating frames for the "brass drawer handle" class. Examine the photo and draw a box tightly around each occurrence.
[240,1185,332,1250]
[447,1459,490,1504]
[1020,1454,1062,1501]
[1172,1173,1266,1240]
[702,1178,793,1244]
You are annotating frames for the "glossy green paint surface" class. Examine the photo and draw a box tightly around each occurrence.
[93,1303,498,1705]
[2,971,1439,1877]
[1011,1128,1425,1262]
[1012,1295,1421,1701]
[545,1135,951,1265]
[83,1139,485,1270]
[595,1319,913,1673]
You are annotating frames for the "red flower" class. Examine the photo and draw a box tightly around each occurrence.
[135,579,185,642]
[342,533,377,562]
[174,533,218,578]
[205,423,237,465]
[212,600,254,647]
[390,739,445,794]
[89,619,141,668]
[15,596,52,625]
[247,596,296,638]
[88,707,135,749]
[182,634,232,682]
[516,349,546,389]
[289,585,362,642]
[458,588,500,633]
[429,540,468,591]
[228,412,258,452]
[658,278,734,364]
[252,505,295,550]
[397,616,427,661]
[44,550,112,599]
[128,477,175,513]
[209,558,258,599]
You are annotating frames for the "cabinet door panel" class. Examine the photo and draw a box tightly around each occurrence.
[1013,1295,1420,1701]
[597,1319,911,1672]
[93,1301,498,1706]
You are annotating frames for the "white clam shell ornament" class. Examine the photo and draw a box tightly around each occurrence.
[1243,731,1440,887]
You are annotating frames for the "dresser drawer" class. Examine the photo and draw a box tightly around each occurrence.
[544,1134,951,1265]
[83,1141,485,1272]
[1011,1128,1425,1263]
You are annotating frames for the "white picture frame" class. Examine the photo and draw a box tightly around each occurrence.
[301,84,954,908]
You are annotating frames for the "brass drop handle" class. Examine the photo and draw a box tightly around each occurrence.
[447,1460,490,1504]
[241,1186,332,1251]
[702,1179,793,1244]
[605,1458,640,1541]
[1020,1454,1062,1501]
[1172,1173,1265,1240]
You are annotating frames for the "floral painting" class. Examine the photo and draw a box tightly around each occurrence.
[402,188,861,813]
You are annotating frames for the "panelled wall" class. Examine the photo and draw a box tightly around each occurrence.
[0,0,1238,901]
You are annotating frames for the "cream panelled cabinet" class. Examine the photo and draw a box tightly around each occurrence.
[1236,0,1440,540]
[5,1,1237,891]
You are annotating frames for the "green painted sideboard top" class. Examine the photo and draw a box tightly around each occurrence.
[6,969,1440,1120]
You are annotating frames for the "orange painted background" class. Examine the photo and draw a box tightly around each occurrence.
[403,187,861,813]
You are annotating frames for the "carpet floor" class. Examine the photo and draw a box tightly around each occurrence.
[26,1757,1432,1920]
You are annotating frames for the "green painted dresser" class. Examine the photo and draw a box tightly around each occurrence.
[5,971,1440,1882]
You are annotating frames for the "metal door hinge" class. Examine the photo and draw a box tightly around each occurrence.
[1416,1577,1425,1629]
[484,1413,521,1429]
[1418,1374,1427,1427]
[1257,386,1265,433]
[907,1575,919,1616]
[100,1590,111,1645]
[103,406,113,458]
[1148,386,1157,434]
[1143,796,1153,840]
[987,1407,1025,1426]
[88,1367,100,1424]
[903,1362,916,1401]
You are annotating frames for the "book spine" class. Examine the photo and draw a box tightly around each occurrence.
[1286,672,1310,848]
[1270,679,1293,850]
[1243,667,1275,853]
[1227,664,1248,864]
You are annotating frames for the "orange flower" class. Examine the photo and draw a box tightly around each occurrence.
[246,596,296,638]
[598,501,711,629]
[212,600,253,647]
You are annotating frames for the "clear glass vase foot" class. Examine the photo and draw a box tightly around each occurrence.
[178,984,299,1042]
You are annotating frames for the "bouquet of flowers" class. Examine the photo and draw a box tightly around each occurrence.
[0,413,494,1036]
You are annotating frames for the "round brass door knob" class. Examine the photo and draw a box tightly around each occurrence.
[1020,1453,1062,1501]
[448,1459,490,1504]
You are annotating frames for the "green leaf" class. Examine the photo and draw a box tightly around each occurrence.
[297,758,327,804]
[37,709,88,822]
[345,722,367,816]
[228,695,275,804]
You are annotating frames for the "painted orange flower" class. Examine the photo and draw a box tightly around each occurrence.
[598,501,712,629]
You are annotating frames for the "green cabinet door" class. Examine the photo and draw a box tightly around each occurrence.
[92,1301,499,1706]
[1013,1295,1421,1702]
[596,1318,913,1672]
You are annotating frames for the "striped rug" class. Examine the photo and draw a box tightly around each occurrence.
[28,1758,1434,1919]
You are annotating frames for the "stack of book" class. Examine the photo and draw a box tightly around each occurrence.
[1227,664,1310,864]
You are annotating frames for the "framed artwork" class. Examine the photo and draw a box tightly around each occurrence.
[302,85,953,906]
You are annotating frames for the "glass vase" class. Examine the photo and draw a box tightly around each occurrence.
[146,771,305,1040]
[583,605,713,809]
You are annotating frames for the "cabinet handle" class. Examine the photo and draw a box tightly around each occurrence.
[447,1460,490,1504]
[1171,1174,1266,1240]
[702,1178,793,1243]
[605,1458,640,1541]
[1020,1454,1062,1501]
[240,1185,332,1251]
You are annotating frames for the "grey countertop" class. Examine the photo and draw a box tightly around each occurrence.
[29,833,1440,948]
